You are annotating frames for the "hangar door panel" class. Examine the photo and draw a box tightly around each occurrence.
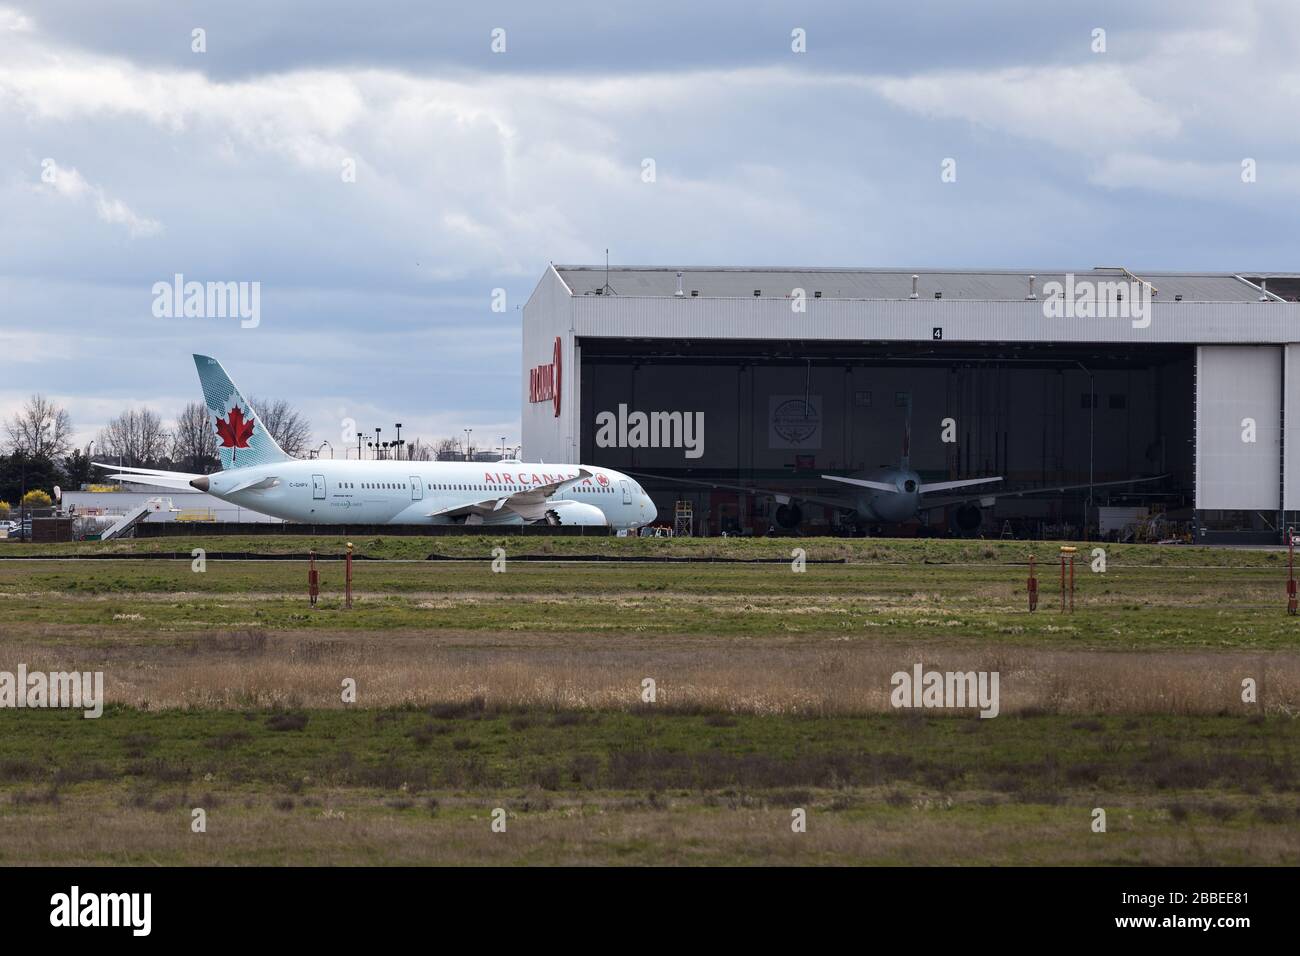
[1285,345,1300,511]
[1195,346,1280,510]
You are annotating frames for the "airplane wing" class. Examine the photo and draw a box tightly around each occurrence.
[93,461,204,491]
[627,471,855,513]
[428,467,596,520]
[824,475,1005,495]
[917,477,1003,494]
[823,474,906,493]
[916,474,1169,512]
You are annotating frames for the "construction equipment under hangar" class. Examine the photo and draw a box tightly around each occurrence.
[522,265,1300,542]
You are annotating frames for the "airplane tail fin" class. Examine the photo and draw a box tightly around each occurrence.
[192,354,293,471]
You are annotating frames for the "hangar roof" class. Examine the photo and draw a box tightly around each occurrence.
[553,266,1284,303]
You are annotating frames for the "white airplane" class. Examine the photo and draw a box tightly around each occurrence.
[94,355,657,529]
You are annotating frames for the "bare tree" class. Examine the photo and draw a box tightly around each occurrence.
[435,437,461,461]
[98,408,170,468]
[4,394,72,459]
[406,438,434,461]
[171,401,219,473]
[250,397,312,458]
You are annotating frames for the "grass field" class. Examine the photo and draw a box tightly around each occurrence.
[6,532,1299,565]
[1,535,1297,865]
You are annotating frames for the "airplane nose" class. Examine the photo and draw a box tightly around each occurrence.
[190,476,209,492]
[643,495,657,522]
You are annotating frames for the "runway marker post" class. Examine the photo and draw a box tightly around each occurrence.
[1288,528,1296,616]
[1027,554,1038,612]
[345,542,354,610]
[308,549,320,608]
[1059,546,1076,613]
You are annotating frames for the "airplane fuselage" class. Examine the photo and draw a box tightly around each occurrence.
[194,459,656,528]
[849,466,923,524]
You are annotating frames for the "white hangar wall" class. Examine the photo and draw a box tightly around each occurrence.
[1195,346,1282,511]
[520,266,579,463]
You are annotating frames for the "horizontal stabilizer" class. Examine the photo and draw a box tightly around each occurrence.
[226,475,281,494]
[918,476,1003,494]
[821,474,900,493]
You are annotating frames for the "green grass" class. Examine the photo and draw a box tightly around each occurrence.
[3,532,1294,566]
[1,707,1296,865]
[4,706,1294,794]
[3,557,1299,647]
[3,535,1298,864]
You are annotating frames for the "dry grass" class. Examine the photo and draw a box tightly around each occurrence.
[4,627,1297,715]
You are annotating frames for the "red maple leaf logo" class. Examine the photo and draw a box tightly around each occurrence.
[596,473,610,486]
[215,406,255,460]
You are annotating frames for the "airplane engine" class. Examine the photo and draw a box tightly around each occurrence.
[543,500,609,526]
[774,502,803,529]
[954,504,983,532]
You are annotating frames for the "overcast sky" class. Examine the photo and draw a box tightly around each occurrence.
[2,1,1297,454]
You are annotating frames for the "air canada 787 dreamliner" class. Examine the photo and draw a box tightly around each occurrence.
[94,355,657,529]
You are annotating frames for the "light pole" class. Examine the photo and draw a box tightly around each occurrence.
[500,436,507,459]
[395,423,402,459]
[374,428,381,460]
[19,450,26,541]
[464,428,472,461]
[356,432,363,461]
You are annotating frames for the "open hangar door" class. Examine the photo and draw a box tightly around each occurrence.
[580,339,1193,537]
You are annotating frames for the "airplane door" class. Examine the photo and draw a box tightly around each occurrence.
[312,474,326,499]
[410,476,422,501]
[620,479,631,505]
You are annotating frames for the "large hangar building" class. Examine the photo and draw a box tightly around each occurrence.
[522,265,1300,541]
